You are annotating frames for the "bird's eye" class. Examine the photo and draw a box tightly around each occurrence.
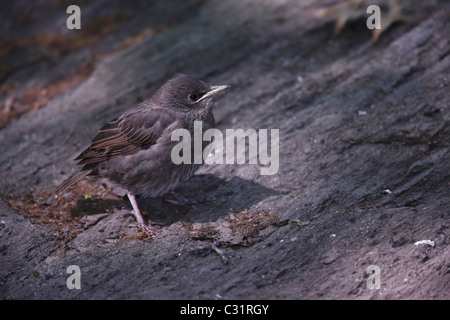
[189,94,198,101]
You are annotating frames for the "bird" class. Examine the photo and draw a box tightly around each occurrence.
[56,74,230,234]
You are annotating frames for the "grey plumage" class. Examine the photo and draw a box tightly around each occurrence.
[57,74,229,233]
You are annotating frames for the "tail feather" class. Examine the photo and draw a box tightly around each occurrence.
[55,170,92,193]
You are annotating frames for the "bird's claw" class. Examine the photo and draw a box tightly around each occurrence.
[139,223,162,235]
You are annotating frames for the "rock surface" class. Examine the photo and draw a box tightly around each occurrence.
[0,0,449,299]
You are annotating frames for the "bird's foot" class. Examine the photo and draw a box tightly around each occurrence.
[127,191,162,235]
[138,222,162,235]
[164,191,207,206]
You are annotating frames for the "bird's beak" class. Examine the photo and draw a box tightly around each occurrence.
[197,85,230,102]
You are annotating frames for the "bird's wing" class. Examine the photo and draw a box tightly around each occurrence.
[75,107,177,170]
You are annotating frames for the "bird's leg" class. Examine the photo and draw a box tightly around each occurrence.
[127,191,161,234]
[165,191,192,206]
[164,191,207,206]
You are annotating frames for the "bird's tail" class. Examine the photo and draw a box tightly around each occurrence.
[55,170,92,194]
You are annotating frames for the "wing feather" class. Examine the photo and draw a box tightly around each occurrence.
[75,108,176,171]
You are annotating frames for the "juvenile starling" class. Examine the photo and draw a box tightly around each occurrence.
[56,74,229,233]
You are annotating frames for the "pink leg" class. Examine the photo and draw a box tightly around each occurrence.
[127,191,161,234]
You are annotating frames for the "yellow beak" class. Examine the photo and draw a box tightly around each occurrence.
[196,85,230,102]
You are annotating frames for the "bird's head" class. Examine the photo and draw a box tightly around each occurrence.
[154,74,229,113]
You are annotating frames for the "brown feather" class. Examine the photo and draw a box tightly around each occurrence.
[55,170,92,193]
[73,107,173,173]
